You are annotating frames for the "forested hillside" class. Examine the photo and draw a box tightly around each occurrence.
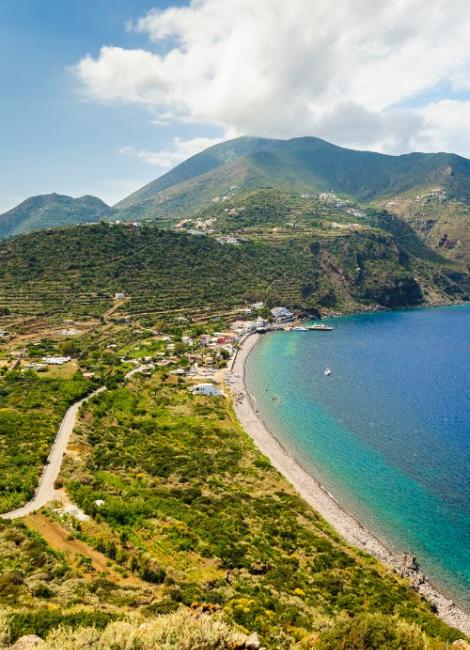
[0,223,467,322]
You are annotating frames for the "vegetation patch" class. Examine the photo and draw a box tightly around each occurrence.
[56,372,462,648]
[0,372,90,511]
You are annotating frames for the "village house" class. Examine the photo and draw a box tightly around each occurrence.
[42,356,72,366]
[271,307,294,322]
[190,383,225,397]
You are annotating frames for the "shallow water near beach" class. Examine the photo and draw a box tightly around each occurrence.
[245,304,470,608]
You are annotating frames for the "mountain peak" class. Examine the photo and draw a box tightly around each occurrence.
[0,193,112,239]
[114,135,470,220]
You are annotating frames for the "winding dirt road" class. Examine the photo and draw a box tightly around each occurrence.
[0,387,106,520]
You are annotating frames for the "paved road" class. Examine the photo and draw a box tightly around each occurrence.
[0,387,106,520]
[125,364,148,379]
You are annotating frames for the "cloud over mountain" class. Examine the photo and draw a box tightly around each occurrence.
[76,0,470,158]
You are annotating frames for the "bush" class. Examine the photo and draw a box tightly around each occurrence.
[36,609,247,650]
[6,609,115,644]
[316,613,426,650]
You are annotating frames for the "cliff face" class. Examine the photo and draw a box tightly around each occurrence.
[360,277,423,308]
[312,233,430,312]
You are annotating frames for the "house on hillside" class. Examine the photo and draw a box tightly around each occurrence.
[271,307,294,322]
[190,383,225,397]
[42,356,72,365]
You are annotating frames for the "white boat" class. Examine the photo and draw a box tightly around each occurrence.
[292,326,308,331]
[308,324,334,331]
[324,367,332,376]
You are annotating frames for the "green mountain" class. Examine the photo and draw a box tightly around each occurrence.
[115,136,470,224]
[0,193,114,239]
[0,222,467,321]
[2,137,469,265]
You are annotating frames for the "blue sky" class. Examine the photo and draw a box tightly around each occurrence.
[0,0,205,211]
[1,0,469,213]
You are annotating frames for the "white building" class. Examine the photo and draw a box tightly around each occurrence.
[190,383,225,397]
[42,356,72,366]
[271,307,294,322]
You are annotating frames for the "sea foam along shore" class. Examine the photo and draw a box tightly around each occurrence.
[228,332,470,637]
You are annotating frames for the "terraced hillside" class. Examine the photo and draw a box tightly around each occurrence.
[0,223,467,324]
[375,188,470,265]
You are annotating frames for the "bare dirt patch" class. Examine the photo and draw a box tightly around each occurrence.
[24,513,141,586]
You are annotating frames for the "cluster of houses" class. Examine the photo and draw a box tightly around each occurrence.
[318,192,366,221]
[20,355,73,372]
[5,299,297,399]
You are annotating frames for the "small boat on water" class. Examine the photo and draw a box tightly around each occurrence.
[324,367,332,376]
[308,324,334,331]
[292,326,309,331]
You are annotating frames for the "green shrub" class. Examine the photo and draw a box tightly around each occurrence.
[316,613,426,650]
[6,609,115,644]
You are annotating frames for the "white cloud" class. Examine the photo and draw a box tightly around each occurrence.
[119,136,224,168]
[417,100,470,153]
[76,0,470,156]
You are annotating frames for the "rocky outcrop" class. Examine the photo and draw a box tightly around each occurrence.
[438,233,459,249]
[7,636,45,650]
[389,553,470,636]
[452,641,470,650]
[361,277,423,308]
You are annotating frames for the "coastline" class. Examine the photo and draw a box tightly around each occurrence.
[228,332,470,636]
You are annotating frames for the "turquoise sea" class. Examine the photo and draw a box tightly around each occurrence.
[245,304,470,607]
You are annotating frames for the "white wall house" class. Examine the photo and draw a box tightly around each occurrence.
[190,383,225,397]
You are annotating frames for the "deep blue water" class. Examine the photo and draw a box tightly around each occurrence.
[245,305,470,607]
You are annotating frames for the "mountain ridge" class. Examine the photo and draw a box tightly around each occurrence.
[114,136,470,226]
[0,193,113,239]
[2,136,470,257]
[115,135,470,210]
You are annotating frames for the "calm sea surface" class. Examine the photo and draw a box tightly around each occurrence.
[245,304,470,606]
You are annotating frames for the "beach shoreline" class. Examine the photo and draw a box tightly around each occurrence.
[228,332,470,636]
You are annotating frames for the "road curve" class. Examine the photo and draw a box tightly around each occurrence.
[0,387,106,520]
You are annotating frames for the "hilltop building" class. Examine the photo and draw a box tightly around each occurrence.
[271,307,294,322]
